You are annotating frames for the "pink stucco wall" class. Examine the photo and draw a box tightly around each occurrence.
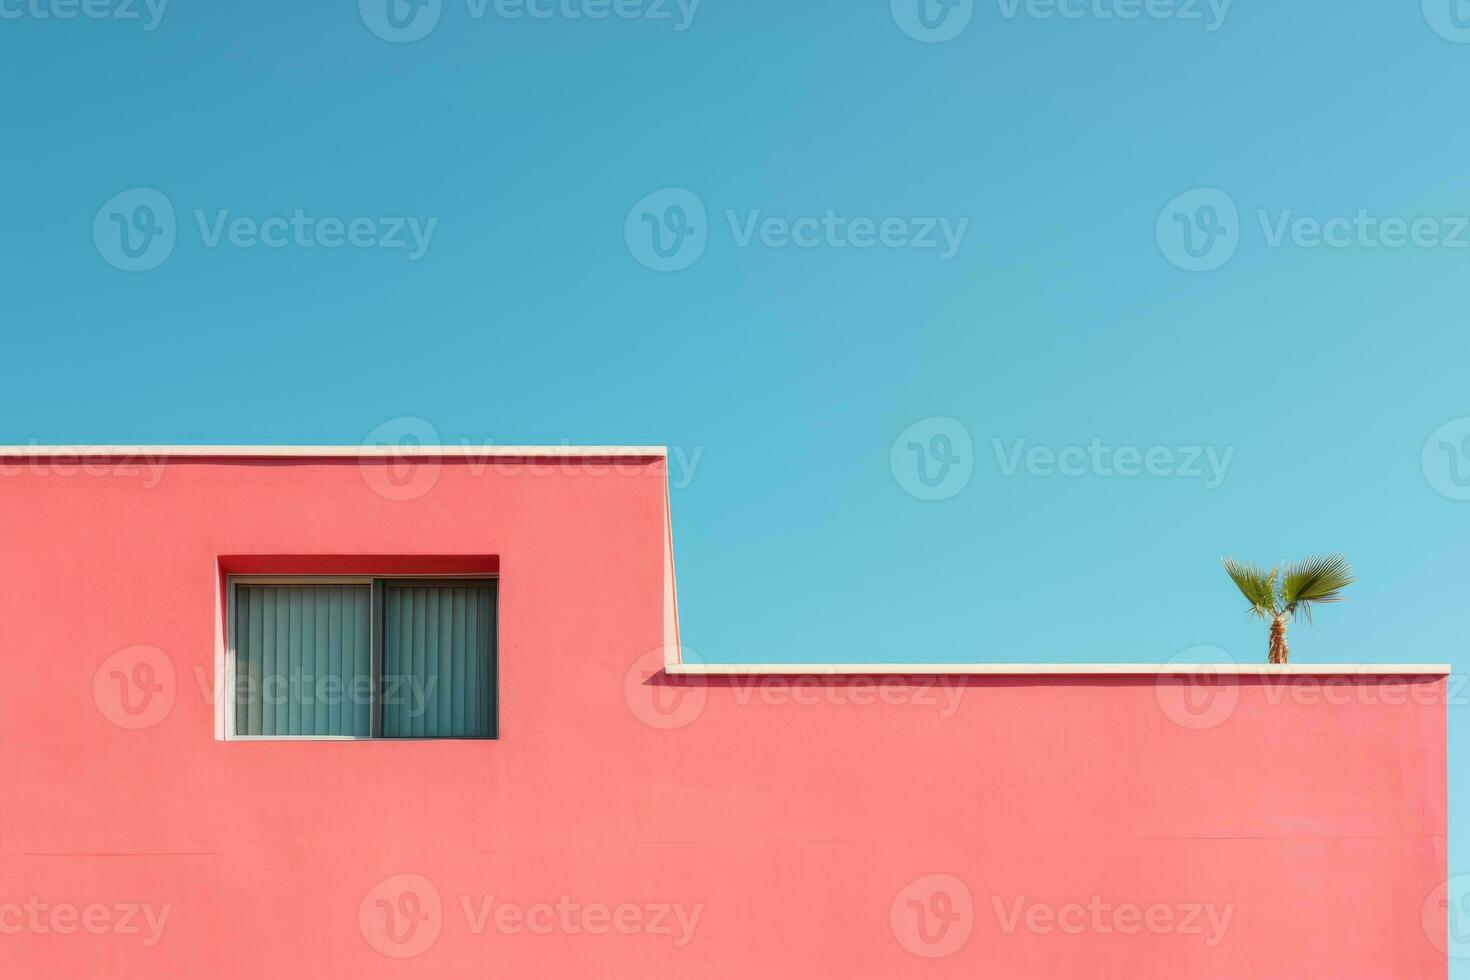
[0,453,1448,977]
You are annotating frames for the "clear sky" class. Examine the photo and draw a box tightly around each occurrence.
[3,0,1468,966]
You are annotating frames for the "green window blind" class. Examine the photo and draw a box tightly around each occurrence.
[383,583,497,738]
[231,579,497,739]
[234,585,373,737]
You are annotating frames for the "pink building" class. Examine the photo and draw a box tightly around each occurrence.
[0,446,1449,977]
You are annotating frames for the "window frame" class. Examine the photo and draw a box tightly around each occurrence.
[224,574,499,742]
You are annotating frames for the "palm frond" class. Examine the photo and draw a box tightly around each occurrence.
[1281,553,1354,622]
[1222,557,1277,619]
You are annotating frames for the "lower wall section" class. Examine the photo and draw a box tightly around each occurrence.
[0,669,1448,978]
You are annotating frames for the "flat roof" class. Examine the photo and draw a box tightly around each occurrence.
[0,445,667,458]
[666,662,1452,676]
[7,445,1443,678]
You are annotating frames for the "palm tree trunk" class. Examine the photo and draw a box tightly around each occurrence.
[1268,615,1290,664]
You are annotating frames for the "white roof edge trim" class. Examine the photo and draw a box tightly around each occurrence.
[665,662,1453,676]
[0,445,668,459]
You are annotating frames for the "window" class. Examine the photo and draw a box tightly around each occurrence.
[227,577,497,739]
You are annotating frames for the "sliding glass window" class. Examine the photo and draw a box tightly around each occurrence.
[229,578,497,739]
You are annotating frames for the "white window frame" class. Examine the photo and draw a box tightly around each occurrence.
[223,574,498,741]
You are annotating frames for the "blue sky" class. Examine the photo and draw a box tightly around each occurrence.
[3,0,1469,965]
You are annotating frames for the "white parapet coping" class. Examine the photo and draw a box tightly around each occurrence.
[664,662,1452,676]
[0,445,667,458]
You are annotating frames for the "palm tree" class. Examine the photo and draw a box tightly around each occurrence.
[1222,554,1355,664]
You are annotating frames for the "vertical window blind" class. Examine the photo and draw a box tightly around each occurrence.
[383,584,497,738]
[232,579,497,739]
